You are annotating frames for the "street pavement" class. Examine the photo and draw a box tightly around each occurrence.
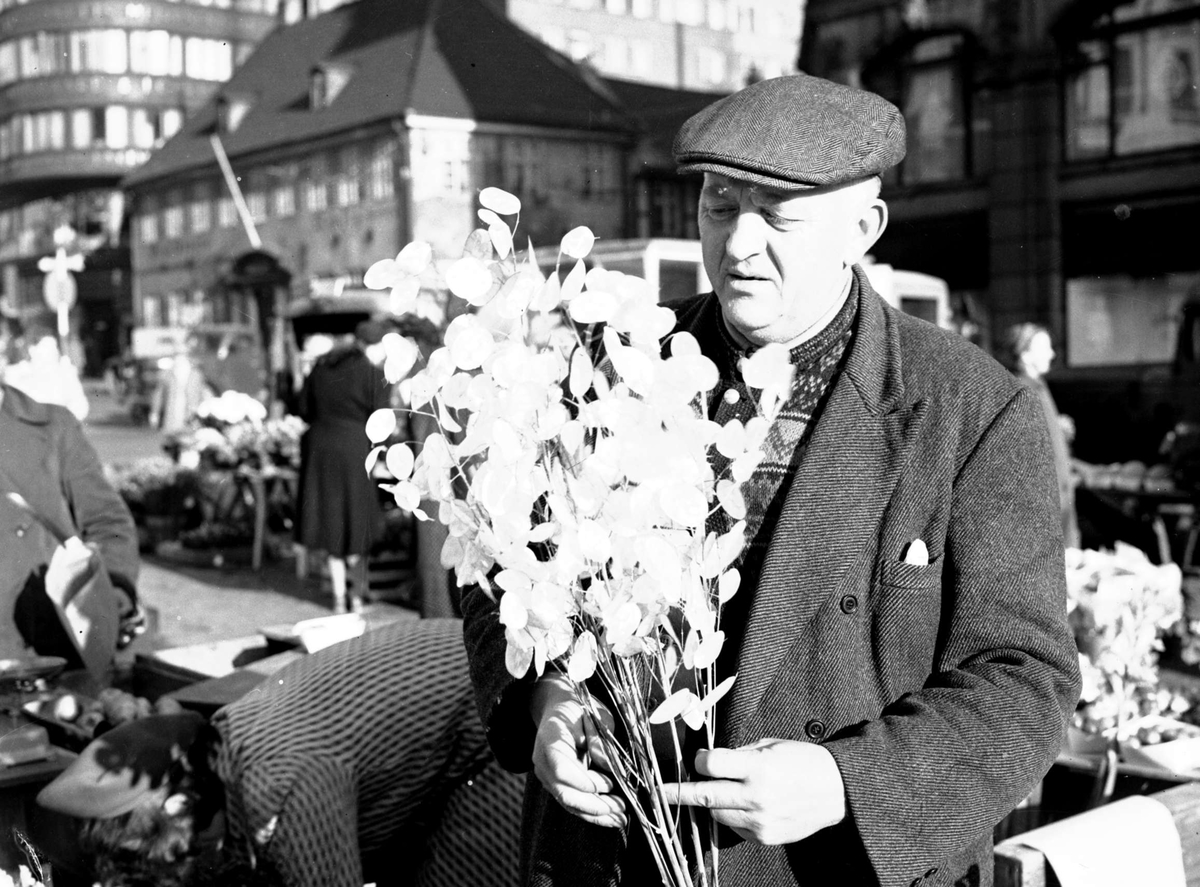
[76,380,417,676]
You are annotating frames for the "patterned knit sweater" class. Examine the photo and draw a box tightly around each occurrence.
[706,284,859,683]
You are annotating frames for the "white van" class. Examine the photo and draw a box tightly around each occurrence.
[860,259,953,330]
[535,238,710,304]
[534,240,952,330]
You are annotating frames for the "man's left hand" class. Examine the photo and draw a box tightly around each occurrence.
[660,739,847,845]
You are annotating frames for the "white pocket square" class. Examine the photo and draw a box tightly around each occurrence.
[903,539,929,566]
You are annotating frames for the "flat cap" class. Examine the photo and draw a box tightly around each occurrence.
[674,73,906,190]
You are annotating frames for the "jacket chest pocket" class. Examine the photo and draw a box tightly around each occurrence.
[876,557,943,592]
[870,557,944,697]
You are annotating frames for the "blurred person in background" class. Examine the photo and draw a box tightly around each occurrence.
[998,322,1081,549]
[151,334,213,434]
[35,617,523,887]
[294,320,391,614]
[0,312,143,679]
[4,314,90,422]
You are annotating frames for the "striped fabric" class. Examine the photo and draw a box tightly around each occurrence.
[211,618,524,887]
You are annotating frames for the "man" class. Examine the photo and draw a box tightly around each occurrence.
[462,73,1081,886]
[4,314,90,421]
[0,312,142,679]
[36,617,524,887]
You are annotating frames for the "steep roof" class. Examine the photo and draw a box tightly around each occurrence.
[124,0,635,188]
[602,76,729,161]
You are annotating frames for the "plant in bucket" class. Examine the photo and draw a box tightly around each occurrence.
[362,188,793,886]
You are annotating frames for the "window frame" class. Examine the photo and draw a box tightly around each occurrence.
[1060,0,1200,162]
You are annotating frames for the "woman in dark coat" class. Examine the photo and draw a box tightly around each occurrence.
[294,320,390,613]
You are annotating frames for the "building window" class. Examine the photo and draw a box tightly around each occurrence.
[190,198,212,234]
[631,0,652,18]
[273,182,296,217]
[129,29,177,75]
[304,176,328,211]
[602,36,629,71]
[105,106,130,149]
[368,142,394,200]
[0,42,16,86]
[217,195,238,228]
[606,0,627,13]
[335,147,360,206]
[1063,0,1200,160]
[864,31,980,185]
[163,202,184,238]
[140,212,158,244]
[184,36,233,81]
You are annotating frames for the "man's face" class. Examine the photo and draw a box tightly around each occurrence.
[698,173,881,347]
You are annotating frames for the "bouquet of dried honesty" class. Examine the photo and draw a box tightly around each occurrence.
[362,188,791,887]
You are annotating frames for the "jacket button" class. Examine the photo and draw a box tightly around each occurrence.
[839,594,859,614]
[805,719,826,740]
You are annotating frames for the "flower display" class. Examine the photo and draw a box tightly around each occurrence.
[166,395,305,472]
[1067,542,1184,739]
[364,188,791,886]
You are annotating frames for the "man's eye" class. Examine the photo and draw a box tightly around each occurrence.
[704,205,737,219]
[763,211,800,228]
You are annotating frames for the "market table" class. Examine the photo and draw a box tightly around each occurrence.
[1076,474,1198,568]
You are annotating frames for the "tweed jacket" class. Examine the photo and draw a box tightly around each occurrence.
[0,384,138,661]
[462,268,1082,887]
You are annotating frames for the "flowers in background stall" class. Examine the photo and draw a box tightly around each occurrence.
[194,390,268,428]
[362,187,792,887]
[1068,542,1184,738]
[165,391,298,471]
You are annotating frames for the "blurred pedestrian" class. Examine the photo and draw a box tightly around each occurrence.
[0,312,143,682]
[3,314,90,421]
[294,319,391,613]
[36,617,524,887]
[998,322,1081,548]
[150,334,213,434]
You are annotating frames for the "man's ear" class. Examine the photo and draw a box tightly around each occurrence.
[843,197,888,268]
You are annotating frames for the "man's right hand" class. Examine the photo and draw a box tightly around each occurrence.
[529,672,628,829]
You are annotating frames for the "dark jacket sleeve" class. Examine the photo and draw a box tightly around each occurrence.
[461,581,538,773]
[57,415,140,606]
[825,387,1081,884]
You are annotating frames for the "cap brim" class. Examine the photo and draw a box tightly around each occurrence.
[675,161,819,192]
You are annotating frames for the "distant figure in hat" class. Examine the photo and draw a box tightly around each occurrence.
[3,314,90,422]
[293,318,392,613]
[462,73,1081,885]
[37,617,523,887]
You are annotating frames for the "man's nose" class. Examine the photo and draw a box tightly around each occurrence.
[726,211,766,261]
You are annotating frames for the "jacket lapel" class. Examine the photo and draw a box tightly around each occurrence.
[724,269,928,742]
